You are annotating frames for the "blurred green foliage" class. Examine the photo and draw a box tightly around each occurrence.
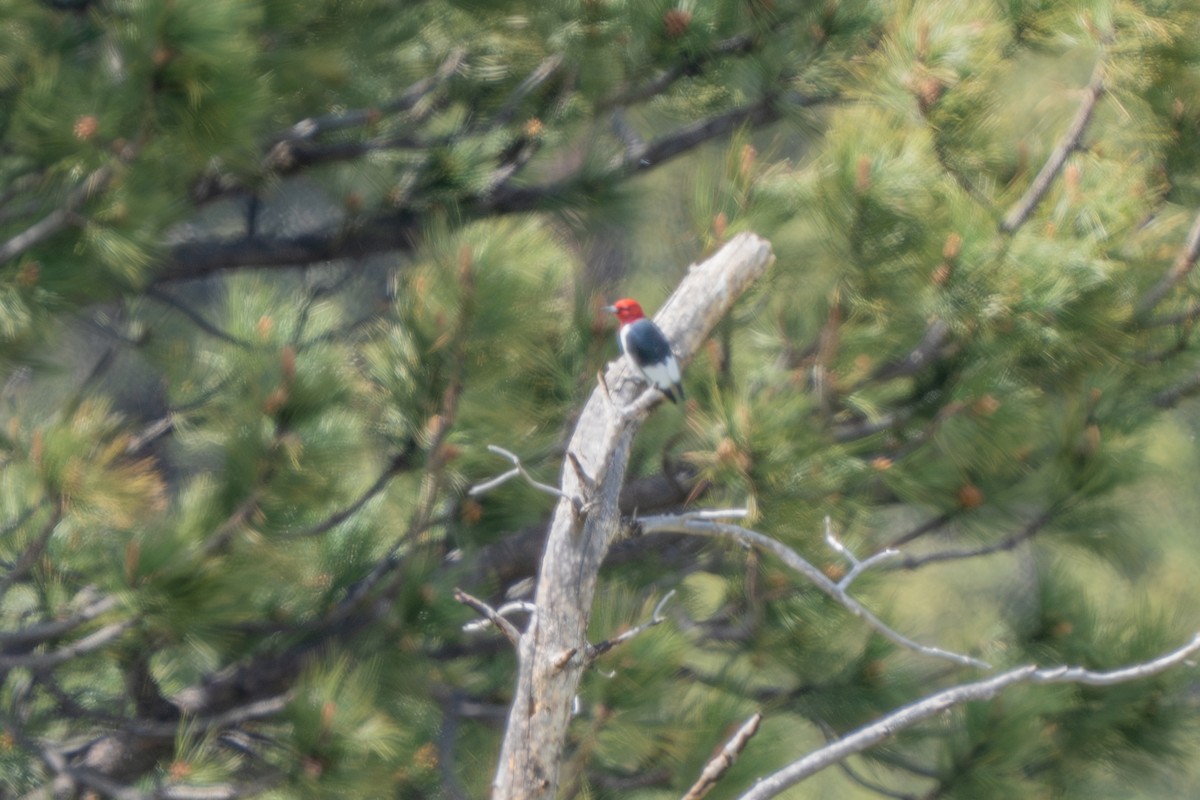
[2,0,1200,798]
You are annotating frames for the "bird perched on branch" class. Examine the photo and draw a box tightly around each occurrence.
[605,298,684,404]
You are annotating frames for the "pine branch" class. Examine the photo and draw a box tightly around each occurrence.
[157,208,423,282]
[599,33,757,110]
[1135,206,1200,318]
[126,692,293,738]
[621,95,786,171]
[0,164,114,266]
[0,502,43,541]
[157,95,825,282]
[0,594,118,649]
[834,759,918,800]
[893,508,1056,569]
[832,411,910,443]
[190,49,466,204]
[201,491,265,556]
[144,287,258,349]
[881,511,955,551]
[1137,300,1200,330]
[0,619,135,670]
[292,444,419,538]
[585,590,674,663]
[0,504,63,602]
[735,633,1200,800]
[277,49,465,143]
[812,720,921,800]
[0,138,139,266]
[865,320,952,384]
[263,133,432,174]
[493,54,564,128]
[929,132,997,214]
[999,61,1105,234]
[1153,372,1200,409]
[0,169,49,214]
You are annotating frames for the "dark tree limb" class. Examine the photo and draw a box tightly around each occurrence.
[0,594,118,651]
[144,287,258,349]
[1153,372,1200,409]
[0,504,63,602]
[892,508,1057,570]
[275,49,466,144]
[599,33,757,110]
[156,95,827,283]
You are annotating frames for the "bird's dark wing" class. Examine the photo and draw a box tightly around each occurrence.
[625,318,673,363]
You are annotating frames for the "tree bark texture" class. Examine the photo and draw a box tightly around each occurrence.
[491,232,774,799]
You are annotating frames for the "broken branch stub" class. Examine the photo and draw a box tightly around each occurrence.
[491,233,774,800]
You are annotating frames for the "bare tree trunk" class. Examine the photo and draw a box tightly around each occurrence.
[491,233,774,799]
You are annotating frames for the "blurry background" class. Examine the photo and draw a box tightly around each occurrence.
[2,0,1200,797]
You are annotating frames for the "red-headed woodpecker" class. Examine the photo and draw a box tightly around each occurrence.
[605,298,684,404]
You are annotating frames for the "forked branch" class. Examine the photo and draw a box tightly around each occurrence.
[638,511,988,669]
[735,633,1200,800]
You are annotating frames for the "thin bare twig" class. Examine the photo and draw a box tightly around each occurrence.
[455,588,521,646]
[812,720,920,800]
[638,511,989,669]
[599,33,757,110]
[682,712,763,800]
[0,619,134,669]
[0,188,93,265]
[999,61,1105,234]
[1138,300,1200,330]
[1153,371,1200,409]
[277,49,465,143]
[0,504,64,601]
[587,590,675,662]
[494,54,564,128]
[823,517,898,592]
[1136,207,1200,317]
[461,600,535,637]
[134,692,294,738]
[0,502,43,540]
[294,447,417,537]
[735,633,1200,800]
[882,511,954,551]
[0,138,139,266]
[469,445,580,509]
[892,509,1055,570]
[0,593,118,648]
[201,492,263,556]
[143,287,258,349]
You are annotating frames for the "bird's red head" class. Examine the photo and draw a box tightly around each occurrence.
[605,298,646,326]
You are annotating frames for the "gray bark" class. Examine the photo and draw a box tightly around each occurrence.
[490,232,775,799]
